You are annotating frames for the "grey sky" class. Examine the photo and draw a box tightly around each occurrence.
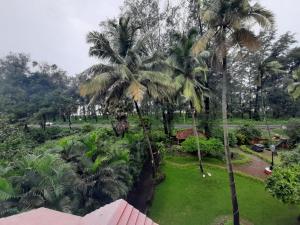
[0,0,299,75]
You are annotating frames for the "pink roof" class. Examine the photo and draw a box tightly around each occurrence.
[0,199,158,225]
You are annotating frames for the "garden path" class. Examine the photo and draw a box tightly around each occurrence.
[233,151,270,180]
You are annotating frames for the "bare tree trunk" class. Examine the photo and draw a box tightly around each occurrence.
[191,103,204,174]
[162,108,168,136]
[222,57,240,225]
[134,101,157,177]
[253,85,260,120]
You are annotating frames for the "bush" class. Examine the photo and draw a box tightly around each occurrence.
[181,136,224,157]
[280,145,300,167]
[81,123,95,133]
[235,133,247,145]
[28,127,78,143]
[151,129,167,142]
[235,124,261,145]
[124,130,144,144]
[286,119,300,146]
[266,165,300,204]
[211,127,237,147]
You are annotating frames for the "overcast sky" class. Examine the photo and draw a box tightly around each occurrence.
[0,0,299,75]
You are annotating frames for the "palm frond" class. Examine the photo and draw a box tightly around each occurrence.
[80,73,115,97]
[231,28,261,51]
[183,79,202,112]
[0,178,14,201]
[192,29,215,56]
[87,31,124,64]
[249,3,275,28]
[80,64,113,80]
[126,80,146,103]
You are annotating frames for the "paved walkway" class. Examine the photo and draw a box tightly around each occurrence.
[233,151,270,180]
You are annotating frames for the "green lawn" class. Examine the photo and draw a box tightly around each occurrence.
[149,159,300,225]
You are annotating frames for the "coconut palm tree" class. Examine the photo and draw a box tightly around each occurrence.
[192,1,274,224]
[167,28,209,176]
[80,17,174,176]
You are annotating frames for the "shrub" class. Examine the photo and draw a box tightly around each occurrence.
[266,165,300,204]
[211,127,237,147]
[181,136,224,157]
[28,127,78,143]
[280,145,300,167]
[151,129,167,142]
[172,145,183,152]
[124,130,144,144]
[286,119,300,146]
[235,124,261,145]
[236,133,247,145]
[81,123,95,133]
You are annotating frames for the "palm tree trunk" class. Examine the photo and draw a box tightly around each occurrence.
[254,85,260,121]
[134,101,157,177]
[191,103,204,174]
[222,57,240,225]
[162,108,169,136]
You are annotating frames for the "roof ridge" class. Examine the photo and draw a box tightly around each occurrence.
[116,201,128,224]
[107,199,128,225]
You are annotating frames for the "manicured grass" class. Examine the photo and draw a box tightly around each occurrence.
[225,118,300,125]
[149,160,300,225]
[165,148,251,166]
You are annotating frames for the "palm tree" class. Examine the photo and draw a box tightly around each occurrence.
[168,28,209,176]
[192,1,274,224]
[80,17,174,176]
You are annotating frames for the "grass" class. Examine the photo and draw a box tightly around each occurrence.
[225,118,300,125]
[165,148,251,167]
[149,158,300,225]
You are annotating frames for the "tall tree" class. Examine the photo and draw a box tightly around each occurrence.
[192,0,274,224]
[168,28,209,175]
[80,17,174,176]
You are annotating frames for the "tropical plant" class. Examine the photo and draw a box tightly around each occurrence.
[167,28,209,175]
[80,17,175,176]
[192,0,274,224]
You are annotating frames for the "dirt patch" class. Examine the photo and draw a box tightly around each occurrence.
[212,215,253,225]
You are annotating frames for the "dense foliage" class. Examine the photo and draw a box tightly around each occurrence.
[1,0,300,224]
[266,145,300,205]
[235,124,262,145]
[286,119,300,146]
[0,128,146,217]
[181,136,224,158]
[211,127,237,147]
[0,54,78,127]
[266,165,300,204]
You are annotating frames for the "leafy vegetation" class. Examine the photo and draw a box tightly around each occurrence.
[181,136,224,158]
[0,128,146,216]
[235,124,262,145]
[1,0,300,224]
[266,145,300,205]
